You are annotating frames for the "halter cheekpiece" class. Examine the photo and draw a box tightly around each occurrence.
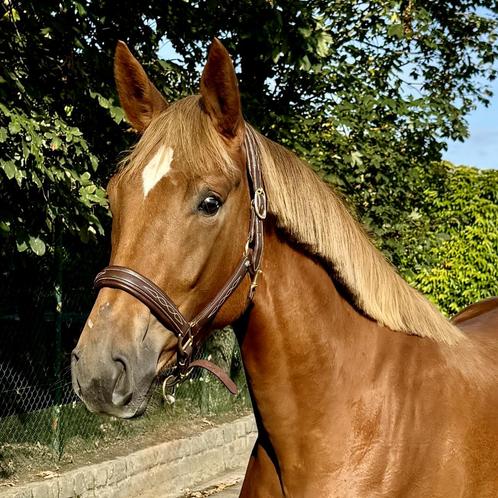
[94,127,266,400]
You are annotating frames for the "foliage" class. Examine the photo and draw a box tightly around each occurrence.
[405,164,498,315]
[156,1,498,263]
[0,104,107,257]
[0,1,187,264]
[0,4,107,260]
[0,0,497,304]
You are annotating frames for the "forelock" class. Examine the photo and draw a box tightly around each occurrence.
[117,95,238,182]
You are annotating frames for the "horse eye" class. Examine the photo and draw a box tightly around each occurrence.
[198,195,222,216]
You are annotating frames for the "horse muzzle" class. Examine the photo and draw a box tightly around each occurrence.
[70,305,172,418]
[71,343,158,418]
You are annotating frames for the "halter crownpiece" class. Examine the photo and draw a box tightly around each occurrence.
[94,127,266,398]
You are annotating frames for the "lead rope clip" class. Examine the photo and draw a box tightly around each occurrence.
[249,269,263,301]
[162,374,178,405]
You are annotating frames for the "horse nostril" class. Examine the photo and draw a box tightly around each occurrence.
[71,349,82,397]
[71,349,80,363]
[112,358,133,407]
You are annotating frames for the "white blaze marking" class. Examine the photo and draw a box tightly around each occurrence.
[142,146,174,197]
[87,318,94,329]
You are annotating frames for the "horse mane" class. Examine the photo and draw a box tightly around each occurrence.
[253,129,463,345]
[119,95,463,345]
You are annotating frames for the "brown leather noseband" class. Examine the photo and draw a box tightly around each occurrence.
[94,128,266,397]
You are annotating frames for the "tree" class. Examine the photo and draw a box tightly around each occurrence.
[405,163,498,315]
[153,0,498,267]
[1,0,497,291]
[0,1,187,267]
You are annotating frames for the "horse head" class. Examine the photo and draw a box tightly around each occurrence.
[71,39,255,418]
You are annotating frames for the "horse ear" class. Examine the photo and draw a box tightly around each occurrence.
[200,38,243,139]
[114,41,168,133]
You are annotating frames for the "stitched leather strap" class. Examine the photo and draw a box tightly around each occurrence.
[94,266,190,339]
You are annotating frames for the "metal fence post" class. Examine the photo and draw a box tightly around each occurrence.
[51,240,63,459]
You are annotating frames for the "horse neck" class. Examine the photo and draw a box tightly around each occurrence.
[235,223,447,466]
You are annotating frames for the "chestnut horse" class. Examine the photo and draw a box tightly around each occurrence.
[72,39,498,497]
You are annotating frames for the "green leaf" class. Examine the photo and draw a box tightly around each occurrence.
[29,236,46,256]
[16,240,28,252]
[32,171,42,188]
[387,23,403,39]
[0,103,11,115]
[3,7,21,22]
[1,160,17,180]
[40,27,52,38]
[299,55,311,71]
[97,94,111,109]
[350,151,363,166]
[51,136,63,150]
[8,120,21,134]
[110,106,125,124]
[89,155,98,171]
[74,2,87,15]
[14,167,25,186]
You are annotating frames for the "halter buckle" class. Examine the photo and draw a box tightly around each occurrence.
[178,333,193,357]
[253,188,267,220]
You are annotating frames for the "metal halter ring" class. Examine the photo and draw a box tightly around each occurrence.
[253,188,267,220]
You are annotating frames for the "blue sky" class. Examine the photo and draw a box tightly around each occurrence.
[443,77,498,170]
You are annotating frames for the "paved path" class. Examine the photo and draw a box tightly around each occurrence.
[141,468,244,498]
[206,481,242,497]
[185,478,242,497]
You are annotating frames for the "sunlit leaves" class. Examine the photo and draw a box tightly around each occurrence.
[28,236,46,256]
[89,91,125,124]
[1,0,497,302]
[0,107,108,257]
[404,164,498,316]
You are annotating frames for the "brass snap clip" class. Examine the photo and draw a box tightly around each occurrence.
[162,374,178,405]
[249,269,263,300]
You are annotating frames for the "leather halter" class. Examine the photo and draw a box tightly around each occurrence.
[94,127,266,397]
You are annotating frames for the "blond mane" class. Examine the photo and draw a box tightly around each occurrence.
[252,129,463,345]
[120,95,463,345]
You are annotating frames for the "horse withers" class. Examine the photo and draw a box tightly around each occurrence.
[71,39,498,497]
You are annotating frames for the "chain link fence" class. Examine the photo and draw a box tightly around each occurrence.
[0,254,251,485]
